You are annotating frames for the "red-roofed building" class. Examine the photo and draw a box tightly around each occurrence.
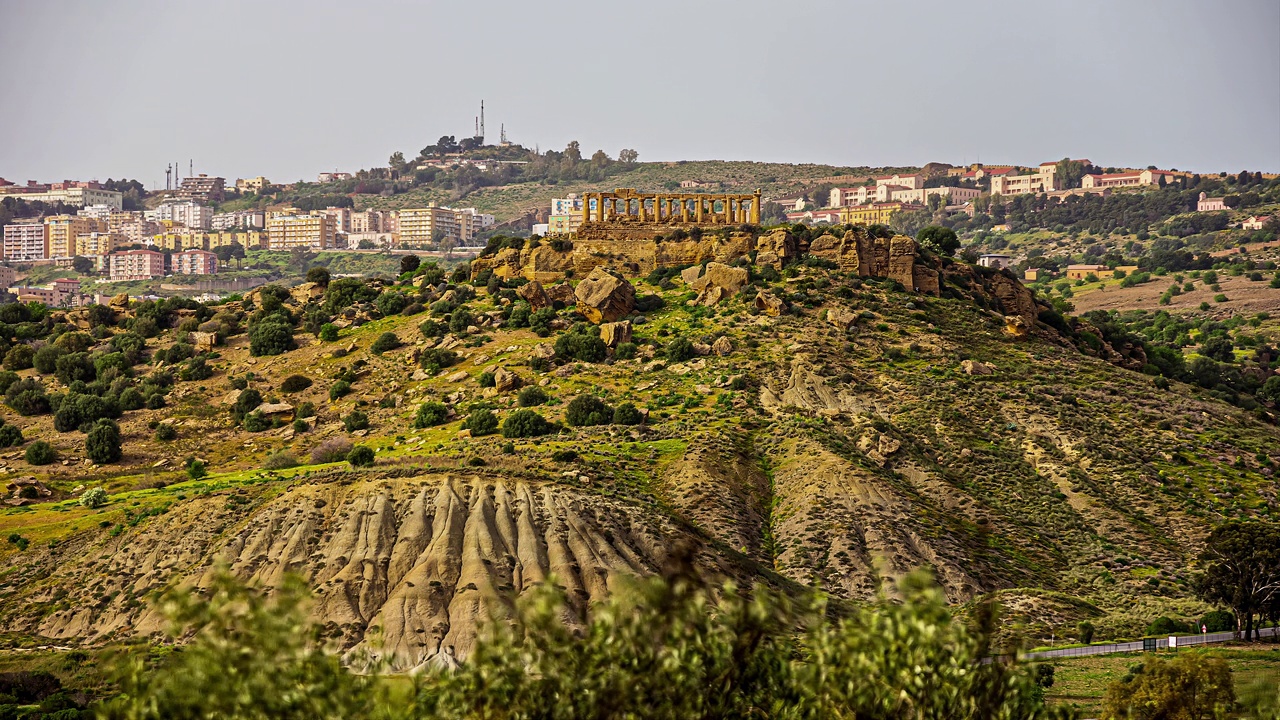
[1081,169,1177,189]
[109,249,166,281]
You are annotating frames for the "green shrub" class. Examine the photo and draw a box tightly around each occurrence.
[665,337,695,362]
[179,357,213,381]
[85,420,122,464]
[551,449,578,462]
[319,324,339,342]
[502,409,552,438]
[79,487,107,508]
[615,342,637,360]
[566,395,613,427]
[463,409,498,436]
[0,423,23,447]
[281,375,313,393]
[1200,610,1235,632]
[555,324,607,363]
[232,388,263,423]
[419,319,443,338]
[329,380,352,401]
[296,401,315,418]
[292,418,308,433]
[25,440,56,465]
[370,332,401,354]
[347,445,375,467]
[414,402,449,428]
[3,344,34,370]
[310,437,352,464]
[242,411,270,433]
[341,410,369,432]
[419,348,459,375]
[5,377,49,415]
[517,386,548,407]
[529,307,556,336]
[155,423,177,441]
[264,451,300,470]
[612,403,644,425]
[478,371,495,388]
[449,308,474,334]
[32,345,66,374]
[248,319,295,356]
[187,459,207,480]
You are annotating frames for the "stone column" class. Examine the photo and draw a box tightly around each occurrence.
[751,191,761,224]
[694,197,703,223]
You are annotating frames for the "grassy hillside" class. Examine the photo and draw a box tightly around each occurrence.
[1,247,1277,667]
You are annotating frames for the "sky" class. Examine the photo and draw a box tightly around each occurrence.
[1,0,1278,188]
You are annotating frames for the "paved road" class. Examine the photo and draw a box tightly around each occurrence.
[1025,625,1280,661]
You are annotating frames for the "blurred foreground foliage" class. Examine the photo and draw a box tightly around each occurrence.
[93,561,1072,720]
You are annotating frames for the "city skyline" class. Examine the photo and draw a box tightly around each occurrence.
[1,0,1278,185]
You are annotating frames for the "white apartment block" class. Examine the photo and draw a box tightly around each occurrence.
[211,209,265,230]
[0,186,123,210]
[889,186,982,205]
[3,223,48,261]
[991,167,1058,196]
[172,249,218,275]
[874,174,924,190]
[154,201,213,230]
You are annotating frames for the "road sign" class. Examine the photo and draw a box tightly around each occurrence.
[1143,638,1157,652]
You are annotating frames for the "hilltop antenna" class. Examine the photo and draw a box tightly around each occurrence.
[480,100,485,140]
[501,123,507,144]
[189,159,193,178]
[165,164,172,191]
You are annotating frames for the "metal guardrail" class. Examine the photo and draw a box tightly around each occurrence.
[1024,625,1279,660]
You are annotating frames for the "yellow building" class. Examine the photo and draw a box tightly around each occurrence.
[236,176,270,192]
[74,232,119,257]
[45,215,103,258]
[397,206,463,246]
[266,214,336,250]
[840,202,907,226]
[149,232,207,251]
[208,231,266,250]
[547,213,585,235]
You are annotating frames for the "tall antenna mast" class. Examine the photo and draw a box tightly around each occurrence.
[480,100,485,140]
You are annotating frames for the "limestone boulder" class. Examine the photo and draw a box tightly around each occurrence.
[573,267,635,324]
[257,402,294,419]
[190,331,218,352]
[290,282,325,305]
[711,336,733,356]
[516,281,551,309]
[961,360,995,376]
[545,282,577,307]
[680,265,704,285]
[827,307,859,331]
[690,262,748,298]
[1004,315,1030,338]
[754,290,786,317]
[531,343,557,361]
[493,367,522,393]
[108,293,130,311]
[600,321,632,348]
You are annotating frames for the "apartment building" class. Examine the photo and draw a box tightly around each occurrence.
[11,278,84,307]
[830,184,897,207]
[840,202,913,226]
[2,223,48,261]
[175,174,226,203]
[350,209,395,234]
[74,232,119,257]
[108,250,166,281]
[266,213,337,250]
[320,206,352,234]
[874,174,924,190]
[78,204,115,221]
[990,168,1057,196]
[1081,169,1179,189]
[0,266,15,289]
[235,176,270,192]
[117,218,161,244]
[551,194,592,216]
[154,201,213,230]
[211,209,265,230]
[548,214,585,235]
[397,206,465,246]
[173,249,219,275]
[45,215,103,257]
[889,186,982,206]
[0,180,123,210]
[317,172,353,183]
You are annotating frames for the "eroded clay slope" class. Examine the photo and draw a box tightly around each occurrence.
[11,473,713,670]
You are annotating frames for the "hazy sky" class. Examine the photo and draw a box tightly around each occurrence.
[2,0,1278,187]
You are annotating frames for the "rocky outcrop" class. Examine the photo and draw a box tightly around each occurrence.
[807,230,939,295]
[754,290,786,317]
[754,228,799,269]
[690,262,748,306]
[574,267,636,324]
[516,281,551,309]
[493,367,522,392]
[600,321,632,348]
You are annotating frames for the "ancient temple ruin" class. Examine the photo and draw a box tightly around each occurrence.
[580,188,762,225]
